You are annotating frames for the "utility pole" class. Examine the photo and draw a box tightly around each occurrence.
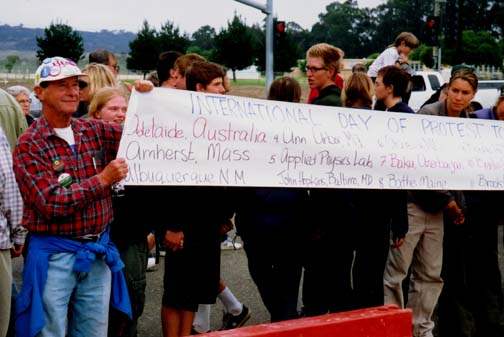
[433,0,446,71]
[234,0,274,92]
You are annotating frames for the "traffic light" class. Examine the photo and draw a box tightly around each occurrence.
[424,16,440,46]
[275,20,286,38]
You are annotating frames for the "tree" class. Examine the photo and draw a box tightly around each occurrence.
[309,1,378,58]
[189,25,217,61]
[214,15,256,81]
[411,44,435,68]
[439,1,502,64]
[286,21,312,57]
[36,23,84,62]
[4,55,20,73]
[127,20,159,76]
[157,21,190,53]
[461,30,502,66]
[191,25,217,51]
[254,21,302,73]
[186,45,214,61]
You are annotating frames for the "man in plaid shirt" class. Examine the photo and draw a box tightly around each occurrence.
[13,57,130,337]
[0,95,25,337]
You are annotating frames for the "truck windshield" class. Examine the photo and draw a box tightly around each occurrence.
[411,76,426,92]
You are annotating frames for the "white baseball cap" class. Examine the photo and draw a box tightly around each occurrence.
[34,56,86,86]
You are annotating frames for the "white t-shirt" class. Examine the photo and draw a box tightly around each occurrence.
[54,126,77,154]
[367,46,399,78]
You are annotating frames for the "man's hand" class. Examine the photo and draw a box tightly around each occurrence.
[147,233,156,251]
[445,200,465,225]
[164,230,184,252]
[97,158,128,187]
[10,244,23,258]
[398,53,409,64]
[134,80,154,93]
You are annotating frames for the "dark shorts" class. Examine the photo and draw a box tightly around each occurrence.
[162,239,220,312]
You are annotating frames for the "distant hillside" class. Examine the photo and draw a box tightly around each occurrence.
[0,24,135,53]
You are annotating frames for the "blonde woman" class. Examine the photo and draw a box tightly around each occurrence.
[88,87,126,124]
[75,63,117,117]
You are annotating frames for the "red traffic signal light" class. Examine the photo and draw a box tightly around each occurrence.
[424,16,440,45]
[426,16,438,29]
[275,21,286,34]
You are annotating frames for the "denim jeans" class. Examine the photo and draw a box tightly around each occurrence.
[39,252,111,337]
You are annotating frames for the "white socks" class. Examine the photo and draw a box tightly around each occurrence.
[218,287,243,316]
[193,304,211,333]
[193,287,243,332]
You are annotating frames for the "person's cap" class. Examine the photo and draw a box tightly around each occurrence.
[34,56,86,86]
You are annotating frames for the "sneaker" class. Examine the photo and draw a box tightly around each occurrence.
[220,305,251,330]
[146,257,157,271]
[221,238,242,250]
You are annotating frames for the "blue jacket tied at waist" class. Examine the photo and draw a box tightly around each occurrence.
[16,230,132,337]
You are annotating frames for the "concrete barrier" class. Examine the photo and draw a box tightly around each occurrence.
[200,305,412,337]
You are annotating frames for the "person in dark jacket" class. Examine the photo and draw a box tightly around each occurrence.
[235,77,309,322]
[303,43,356,316]
[374,65,414,113]
[438,72,504,337]
[342,69,409,309]
[183,61,250,334]
[306,43,344,107]
[235,187,308,321]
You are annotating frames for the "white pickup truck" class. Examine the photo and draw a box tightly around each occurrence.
[408,71,503,112]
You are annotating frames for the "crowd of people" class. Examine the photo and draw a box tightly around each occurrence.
[0,30,503,337]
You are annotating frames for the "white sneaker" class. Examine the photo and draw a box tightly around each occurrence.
[221,238,242,250]
[147,257,156,271]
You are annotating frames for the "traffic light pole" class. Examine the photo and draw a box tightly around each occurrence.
[234,0,274,92]
[433,0,446,71]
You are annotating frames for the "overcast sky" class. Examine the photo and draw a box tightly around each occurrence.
[1,0,384,34]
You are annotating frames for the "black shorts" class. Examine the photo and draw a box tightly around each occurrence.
[162,240,220,312]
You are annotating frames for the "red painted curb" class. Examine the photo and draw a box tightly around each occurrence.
[201,305,412,337]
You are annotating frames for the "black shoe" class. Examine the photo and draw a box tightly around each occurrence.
[220,305,251,330]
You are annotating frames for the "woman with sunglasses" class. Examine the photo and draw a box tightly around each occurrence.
[75,63,117,117]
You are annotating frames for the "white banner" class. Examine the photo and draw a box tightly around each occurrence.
[117,88,504,190]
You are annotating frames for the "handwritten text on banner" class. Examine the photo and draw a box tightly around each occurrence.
[117,89,504,190]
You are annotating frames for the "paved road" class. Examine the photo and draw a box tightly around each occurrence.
[12,229,504,337]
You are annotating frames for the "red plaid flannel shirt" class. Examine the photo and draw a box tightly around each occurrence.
[13,117,122,237]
